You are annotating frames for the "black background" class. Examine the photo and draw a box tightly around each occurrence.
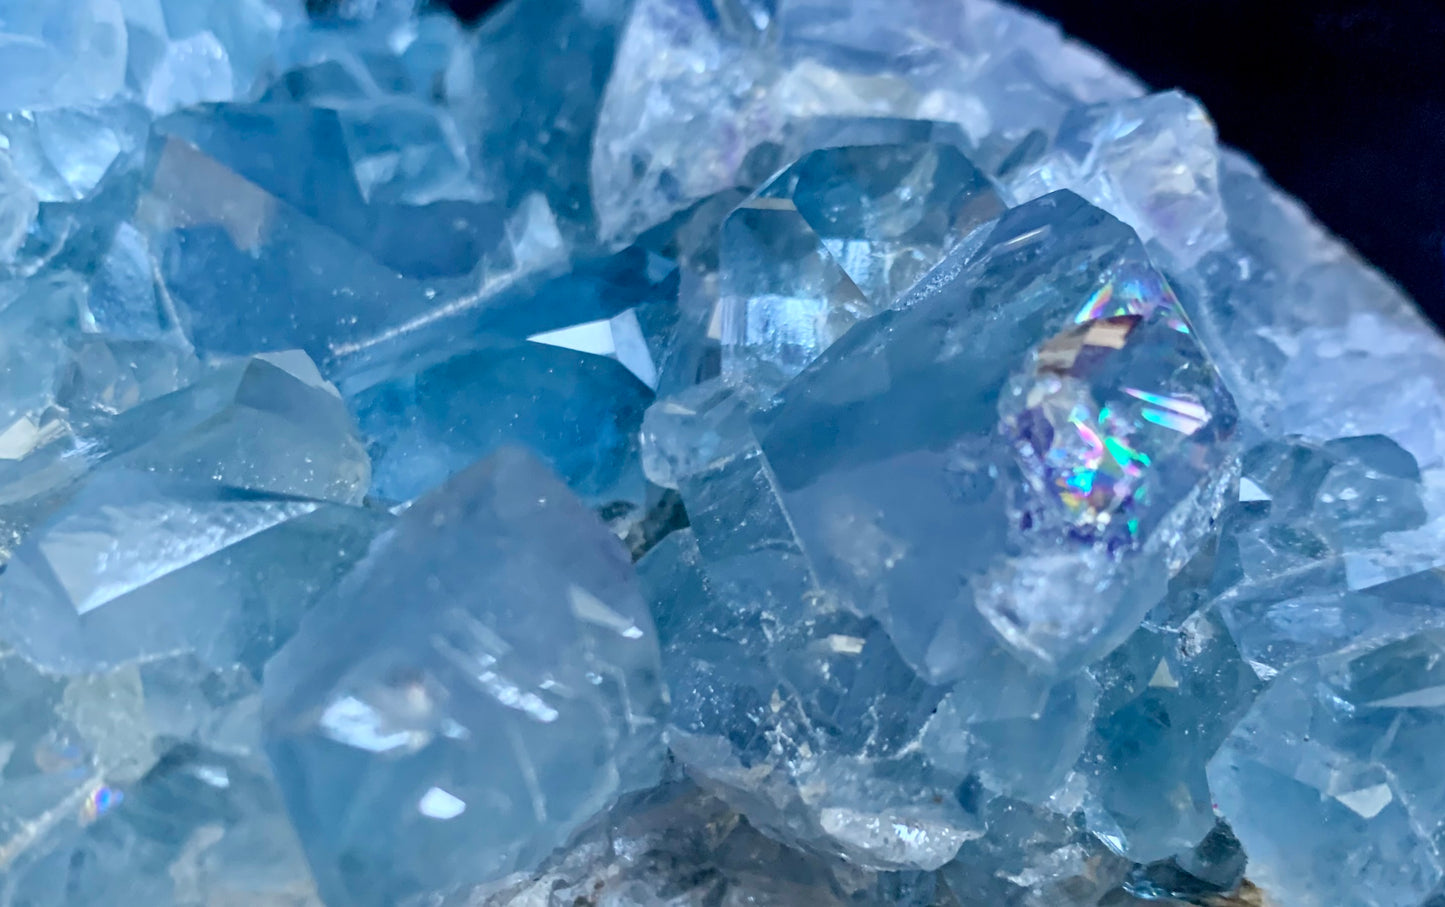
[438,0,1445,325]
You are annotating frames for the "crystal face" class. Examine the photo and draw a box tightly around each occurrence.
[261,449,668,906]
[0,0,1438,905]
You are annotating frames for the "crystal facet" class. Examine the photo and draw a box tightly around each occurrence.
[262,449,667,905]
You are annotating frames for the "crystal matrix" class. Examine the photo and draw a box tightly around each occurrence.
[0,0,1439,905]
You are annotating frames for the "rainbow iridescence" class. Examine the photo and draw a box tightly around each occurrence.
[1003,263,1224,550]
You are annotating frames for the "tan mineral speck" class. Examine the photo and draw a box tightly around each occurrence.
[1210,879,1270,907]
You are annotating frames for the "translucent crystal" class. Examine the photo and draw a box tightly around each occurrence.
[0,471,386,674]
[0,151,39,263]
[592,0,1142,243]
[1209,633,1445,906]
[0,0,128,112]
[717,142,1003,388]
[1081,610,1260,862]
[262,449,668,905]
[1005,91,1228,268]
[121,0,308,114]
[752,190,1237,674]
[1212,436,1445,678]
[939,798,1132,907]
[3,745,322,906]
[0,646,153,879]
[0,0,1439,901]
[637,524,977,871]
[351,338,652,510]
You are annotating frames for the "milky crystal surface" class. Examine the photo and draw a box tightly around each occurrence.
[0,0,1439,904]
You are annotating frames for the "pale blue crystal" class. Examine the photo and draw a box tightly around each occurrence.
[0,0,128,112]
[0,150,40,263]
[717,142,1003,388]
[0,0,1439,901]
[1212,436,1445,678]
[752,189,1237,674]
[939,798,1131,907]
[351,338,652,510]
[1209,633,1445,906]
[1081,609,1260,862]
[0,645,153,881]
[591,0,1139,243]
[120,0,308,114]
[262,449,667,905]
[0,471,386,674]
[637,523,979,871]
[1005,91,1228,268]
[3,745,322,906]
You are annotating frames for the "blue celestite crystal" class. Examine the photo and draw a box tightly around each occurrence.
[0,0,1441,903]
[751,189,1237,676]
[262,448,668,905]
[351,338,652,512]
[1209,633,1445,906]
[717,142,1004,389]
[0,0,128,112]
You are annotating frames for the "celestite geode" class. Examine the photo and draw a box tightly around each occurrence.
[0,0,1439,905]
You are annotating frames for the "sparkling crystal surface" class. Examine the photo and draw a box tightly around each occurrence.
[0,0,1438,904]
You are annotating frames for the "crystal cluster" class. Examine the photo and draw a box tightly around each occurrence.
[0,0,1439,905]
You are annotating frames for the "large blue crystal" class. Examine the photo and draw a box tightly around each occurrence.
[262,449,667,905]
[751,189,1237,675]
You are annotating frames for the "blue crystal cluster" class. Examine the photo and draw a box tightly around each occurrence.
[0,0,1439,905]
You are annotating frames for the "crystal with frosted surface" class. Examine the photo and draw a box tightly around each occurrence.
[262,449,668,906]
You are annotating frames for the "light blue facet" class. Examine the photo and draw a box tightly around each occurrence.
[0,351,367,572]
[939,798,1131,907]
[1209,634,1445,907]
[0,0,128,112]
[753,190,1238,674]
[3,745,321,906]
[1212,436,1445,678]
[0,150,40,262]
[636,513,976,870]
[0,471,387,674]
[121,0,308,114]
[262,449,667,906]
[1081,609,1261,863]
[0,646,153,879]
[1006,91,1228,268]
[717,142,1003,389]
[351,339,652,511]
